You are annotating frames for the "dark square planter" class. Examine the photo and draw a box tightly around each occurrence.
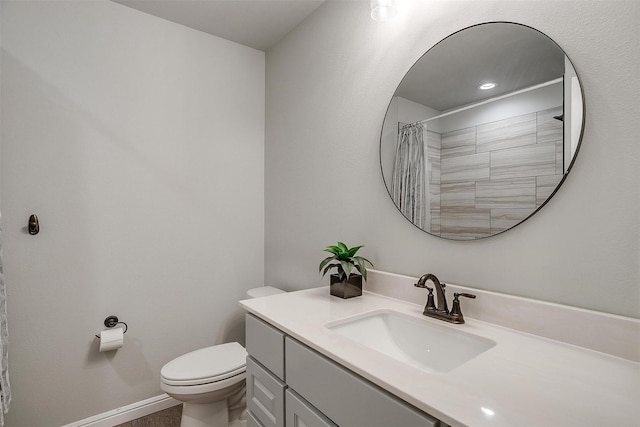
[330,274,363,299]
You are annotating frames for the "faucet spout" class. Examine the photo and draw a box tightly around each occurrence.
[417,273,448,314]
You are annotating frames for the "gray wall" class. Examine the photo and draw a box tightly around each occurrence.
[1,1,264,425]
[265,0,640,318]
[0,0,638,425]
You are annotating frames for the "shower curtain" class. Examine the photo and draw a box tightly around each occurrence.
[0,212,10,425]
[391,123,429,229]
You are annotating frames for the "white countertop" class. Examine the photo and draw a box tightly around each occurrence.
[240,287,640,427]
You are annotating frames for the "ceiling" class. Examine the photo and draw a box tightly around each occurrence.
[396,23,566,112]
[111,4,566,113]
[113,0,326,51]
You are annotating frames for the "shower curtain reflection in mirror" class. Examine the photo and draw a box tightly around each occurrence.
[391,123,430,229]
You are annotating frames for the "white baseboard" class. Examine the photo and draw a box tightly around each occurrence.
[61,394,181,427]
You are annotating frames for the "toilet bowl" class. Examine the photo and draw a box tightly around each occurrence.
[160,286,284,427]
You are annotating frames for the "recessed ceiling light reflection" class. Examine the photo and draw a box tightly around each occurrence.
[481,407,495,417]
[478,82,497,90]
[370,0,398,22]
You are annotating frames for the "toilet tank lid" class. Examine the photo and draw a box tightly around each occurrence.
[246,286,285,298]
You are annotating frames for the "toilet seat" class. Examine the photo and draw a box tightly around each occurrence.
[160,371,246,399]
[161,342,247,386]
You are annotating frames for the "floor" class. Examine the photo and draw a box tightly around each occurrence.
[114,404,182,427]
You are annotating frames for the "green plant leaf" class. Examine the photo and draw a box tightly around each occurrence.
[323,245,340,255]
[319,256,335,272]
[347,245,363,257]
[322,262,340,277]
[360,256,374,268]
[337,242,349,255]
[339,260,354,278]
[357,256,374,280]
[354,257,367,281]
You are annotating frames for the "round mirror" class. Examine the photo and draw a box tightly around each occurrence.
[380,22,584,240]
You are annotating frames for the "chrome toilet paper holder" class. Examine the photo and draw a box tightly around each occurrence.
[95,315,128,339]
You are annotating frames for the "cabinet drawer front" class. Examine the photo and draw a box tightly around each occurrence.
[246,314,286,380]
[247,356,286,427]
[286,390,338,427]
[285,338,440,427]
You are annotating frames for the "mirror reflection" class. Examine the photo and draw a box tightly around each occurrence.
[380,22,584,240]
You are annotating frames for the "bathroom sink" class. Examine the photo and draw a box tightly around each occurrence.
[325,309,495,373]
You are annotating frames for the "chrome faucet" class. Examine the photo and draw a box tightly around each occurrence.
[414,273,476,324]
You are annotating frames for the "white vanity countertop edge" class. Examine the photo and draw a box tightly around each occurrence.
[239,287,640,427]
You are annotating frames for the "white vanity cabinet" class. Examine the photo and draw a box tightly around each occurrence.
[245,314,444,427]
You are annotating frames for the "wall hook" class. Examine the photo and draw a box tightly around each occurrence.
[28,214,40,235]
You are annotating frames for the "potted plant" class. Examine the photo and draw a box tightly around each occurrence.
[319,242,374,299]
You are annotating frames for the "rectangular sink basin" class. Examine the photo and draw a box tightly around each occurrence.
[326,309,496,373]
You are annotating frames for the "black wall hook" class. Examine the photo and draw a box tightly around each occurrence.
[28,214,39,235]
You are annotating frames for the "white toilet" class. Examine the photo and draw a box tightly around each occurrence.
[160,286,284,427]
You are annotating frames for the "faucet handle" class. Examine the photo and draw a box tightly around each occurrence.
[449,292,476,323]
[454,292,476,300]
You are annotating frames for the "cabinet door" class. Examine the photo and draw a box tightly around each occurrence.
[247,356,286,427]
[286,390,338,427]
[248,410,265,427]
[285,337,440,427]
[246,314,286,380]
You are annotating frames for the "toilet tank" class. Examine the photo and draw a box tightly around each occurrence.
[246,286,284,299]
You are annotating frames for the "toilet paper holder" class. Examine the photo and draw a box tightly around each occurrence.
[94,315,128,339]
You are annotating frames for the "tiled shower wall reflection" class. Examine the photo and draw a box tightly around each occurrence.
[427,106,564,239]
